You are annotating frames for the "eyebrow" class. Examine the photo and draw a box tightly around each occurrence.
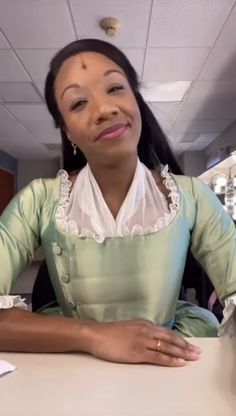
[103,69,125,77]
[61,83,80,99]
[61,69,125,99]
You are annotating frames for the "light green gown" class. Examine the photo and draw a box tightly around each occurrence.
[1,172,236,337]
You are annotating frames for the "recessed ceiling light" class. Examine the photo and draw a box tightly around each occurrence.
[140,81,191,102]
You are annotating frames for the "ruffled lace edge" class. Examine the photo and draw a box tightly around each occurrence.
[0,295,29,310]
[55,165,180,243]
[218,295,236,337]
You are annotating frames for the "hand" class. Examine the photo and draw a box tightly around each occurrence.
[87,320,201,366]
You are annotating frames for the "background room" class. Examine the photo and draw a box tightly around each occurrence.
[0,0,236,303]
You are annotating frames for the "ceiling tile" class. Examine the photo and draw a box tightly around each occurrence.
[195,132,220,144]
[198,48,236,81]
[0,30,10,48]
[169,132,198,143]
[171,142,191,155]
[185,133,220,151]
[0,0,75,48]
[185,80,236,102]
[122,48,145,78]
[149,103,181,135]
[185,142,206,151]
[16,49,58,82]
[34,82,45,96]
[6,104,51,122]
[148,0,234,47]
[0,82,41,103]
[150,102,182,120]
[178,100,236,121]
[0,50,30,82]
[143,48,209,81]
[149,102,182,132]
[0,104,29,139]
[170,119,232,135]
[0,135,49,160]
[215,4,236,47]
[140,81,191,102]
[0,106,49,158]
[69,0,152,47]
[21,120,60,143]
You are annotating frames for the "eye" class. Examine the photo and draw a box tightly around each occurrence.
[108,85,124,93]
[70,100,87,111]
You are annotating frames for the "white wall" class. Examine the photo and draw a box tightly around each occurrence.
[17,158,60,191]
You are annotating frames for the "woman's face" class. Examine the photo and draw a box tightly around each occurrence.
[54,52,142,166]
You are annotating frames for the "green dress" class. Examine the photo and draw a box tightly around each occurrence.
[1,172,236,337]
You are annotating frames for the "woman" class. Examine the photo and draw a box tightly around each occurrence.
[0,39,235,366]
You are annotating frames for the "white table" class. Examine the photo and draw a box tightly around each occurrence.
[1,338,236,416]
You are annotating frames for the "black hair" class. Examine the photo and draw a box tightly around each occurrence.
[45,38,183,174]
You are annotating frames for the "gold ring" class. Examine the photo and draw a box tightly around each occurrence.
[156,339,162,351]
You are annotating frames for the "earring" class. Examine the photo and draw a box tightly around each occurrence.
[71,143,77,156]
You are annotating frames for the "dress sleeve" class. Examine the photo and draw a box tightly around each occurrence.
[190,177,236,301]
[190,177,236,335]
[0,179,45,297]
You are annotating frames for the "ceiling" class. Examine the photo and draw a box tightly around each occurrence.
[0,0,236,160]
[199,152,236,184]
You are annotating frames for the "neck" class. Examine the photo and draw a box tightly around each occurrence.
[88,154,138,218]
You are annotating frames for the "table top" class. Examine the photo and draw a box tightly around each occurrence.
[1,338,236,416]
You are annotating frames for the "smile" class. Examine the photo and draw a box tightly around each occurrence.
[97,124,128,141]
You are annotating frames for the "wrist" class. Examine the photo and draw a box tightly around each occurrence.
[75,320,98,353]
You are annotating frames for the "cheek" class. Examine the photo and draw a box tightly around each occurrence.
[64,114,86,140]
[130,100,142,136]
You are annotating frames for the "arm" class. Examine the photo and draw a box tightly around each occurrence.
[0,307,91,353]
[190,178,236,331]
[0,180,92,353]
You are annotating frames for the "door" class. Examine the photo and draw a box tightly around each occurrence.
[0,168,15,214]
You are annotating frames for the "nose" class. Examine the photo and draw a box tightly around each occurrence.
[93,98,119,124]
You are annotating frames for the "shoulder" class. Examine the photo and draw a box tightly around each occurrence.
[12,175,62,213]
[172,175,224,217]
[29,175,61,200]
[150,167,195,197]
[170,173,210,199]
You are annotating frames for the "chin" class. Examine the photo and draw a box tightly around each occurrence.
[102,146,137,167]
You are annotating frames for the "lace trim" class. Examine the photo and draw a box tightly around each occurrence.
[0,295,28,310]
[55,165,180,243]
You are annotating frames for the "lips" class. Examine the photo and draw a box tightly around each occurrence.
[96,123,128,141]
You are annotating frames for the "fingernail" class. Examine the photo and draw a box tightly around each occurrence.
[187,352,200,360]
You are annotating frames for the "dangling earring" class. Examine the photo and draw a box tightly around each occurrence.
[71,143,77,156]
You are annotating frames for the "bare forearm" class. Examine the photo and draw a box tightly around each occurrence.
[0,308,92,353]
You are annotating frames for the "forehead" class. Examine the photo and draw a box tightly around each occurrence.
[55,52,124,88]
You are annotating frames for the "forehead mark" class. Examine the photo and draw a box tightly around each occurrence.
[79,56,87,70]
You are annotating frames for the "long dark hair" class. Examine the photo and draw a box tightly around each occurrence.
[45,39,182,174]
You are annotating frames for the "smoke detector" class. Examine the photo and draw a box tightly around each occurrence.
[100,17,121,37]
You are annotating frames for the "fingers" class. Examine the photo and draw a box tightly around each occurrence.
[150,326,201,354]
[144,350,186,367]
[146,338,200,362]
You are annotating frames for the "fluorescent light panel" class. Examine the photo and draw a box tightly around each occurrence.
[140,81,192,102]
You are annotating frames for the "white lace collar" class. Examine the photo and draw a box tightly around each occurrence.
[55,160,180,243]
